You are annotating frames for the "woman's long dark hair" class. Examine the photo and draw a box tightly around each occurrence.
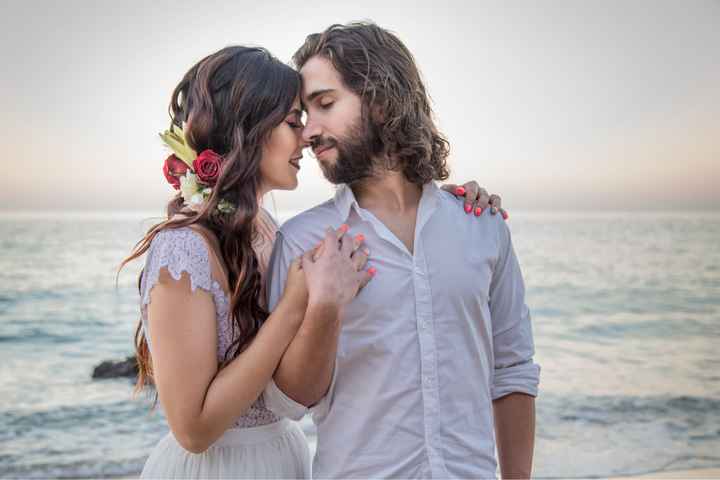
[119,46,300,393]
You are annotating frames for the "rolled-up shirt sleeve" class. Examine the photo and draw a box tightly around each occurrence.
[263,376,309,421]
[489,220,541,400]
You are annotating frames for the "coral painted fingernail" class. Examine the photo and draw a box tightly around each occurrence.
[474,207,483,217]
[455,186,466,196]
[502,210,509,220]
[368,267,377,277]
[339,223,349,232]
[464,203,472,213]
[355,233,365,243]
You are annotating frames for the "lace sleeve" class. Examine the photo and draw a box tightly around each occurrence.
[140,227,214,308]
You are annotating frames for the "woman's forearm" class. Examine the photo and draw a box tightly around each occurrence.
[272,302,342,407]
[174,297,304,453]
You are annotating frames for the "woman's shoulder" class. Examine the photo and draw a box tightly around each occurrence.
[161,216,223,259]
[146,226,213,282]
[150,225,211,260]
[139,227,213,310]
[179,223,231,294]
[145,224,229,293]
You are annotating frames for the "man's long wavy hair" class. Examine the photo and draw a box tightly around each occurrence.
[293,21,450,185]
[119,46,300,394]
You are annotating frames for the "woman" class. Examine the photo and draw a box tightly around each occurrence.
[121,45,505,479]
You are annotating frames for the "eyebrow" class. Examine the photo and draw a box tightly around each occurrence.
[305,88,336,103]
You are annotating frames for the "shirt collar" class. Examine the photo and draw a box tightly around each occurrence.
[333,184,359,222]
[333,181,440,222]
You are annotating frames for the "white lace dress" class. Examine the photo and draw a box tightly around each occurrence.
[138,220,310,479]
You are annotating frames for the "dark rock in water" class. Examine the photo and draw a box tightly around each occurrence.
[92,355,138,379]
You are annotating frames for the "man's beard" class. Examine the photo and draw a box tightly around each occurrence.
[313,115,383,185]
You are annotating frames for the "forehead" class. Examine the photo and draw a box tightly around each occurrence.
[299,55,346,99]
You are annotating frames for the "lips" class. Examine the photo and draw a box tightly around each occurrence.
[289,156,301,170]
[313,145,335,158]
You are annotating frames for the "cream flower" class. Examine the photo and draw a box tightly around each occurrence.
[179,172,200,205]
[175,167,234,214]
[190,193,204,206]
[217,199,236,214]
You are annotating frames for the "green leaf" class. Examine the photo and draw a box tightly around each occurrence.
[159,125,197,168]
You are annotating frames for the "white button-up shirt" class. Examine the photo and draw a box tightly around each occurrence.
[263,182,540,479]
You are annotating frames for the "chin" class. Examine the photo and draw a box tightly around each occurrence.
[274,176,299,191]
[318,152,338,167]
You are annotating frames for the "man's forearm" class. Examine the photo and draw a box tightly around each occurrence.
[272,302,342,407]
[493,392,536,479]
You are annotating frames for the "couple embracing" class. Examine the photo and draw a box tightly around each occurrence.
[123,21,539,480]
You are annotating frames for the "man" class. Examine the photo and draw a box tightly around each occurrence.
[263,22,540,479]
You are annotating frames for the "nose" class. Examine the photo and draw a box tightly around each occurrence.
[302,117,322,145]
[295,132,310,153]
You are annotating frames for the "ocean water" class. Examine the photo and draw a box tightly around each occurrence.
[1,210,718,479]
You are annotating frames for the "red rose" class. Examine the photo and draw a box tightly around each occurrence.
[193,149,223,185]
[162,154,189,190]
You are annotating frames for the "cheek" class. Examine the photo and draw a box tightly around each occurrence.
[332,104,362,140]
[259,129,299,187]
[260,150,286,179]
[275,130,297,163]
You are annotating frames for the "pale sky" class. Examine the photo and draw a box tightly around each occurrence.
[2,0,718,212]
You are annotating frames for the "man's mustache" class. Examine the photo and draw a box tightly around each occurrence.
[310,136,338,151]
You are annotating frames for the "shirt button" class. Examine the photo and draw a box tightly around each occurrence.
[425,376,432,385]
[421,321,427,330]
[414,266,423,276]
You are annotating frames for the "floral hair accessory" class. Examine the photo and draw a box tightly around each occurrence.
[159,124,235,214]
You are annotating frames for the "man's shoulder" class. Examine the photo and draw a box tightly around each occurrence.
[435,188,508,234]
[278,197,341,248]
